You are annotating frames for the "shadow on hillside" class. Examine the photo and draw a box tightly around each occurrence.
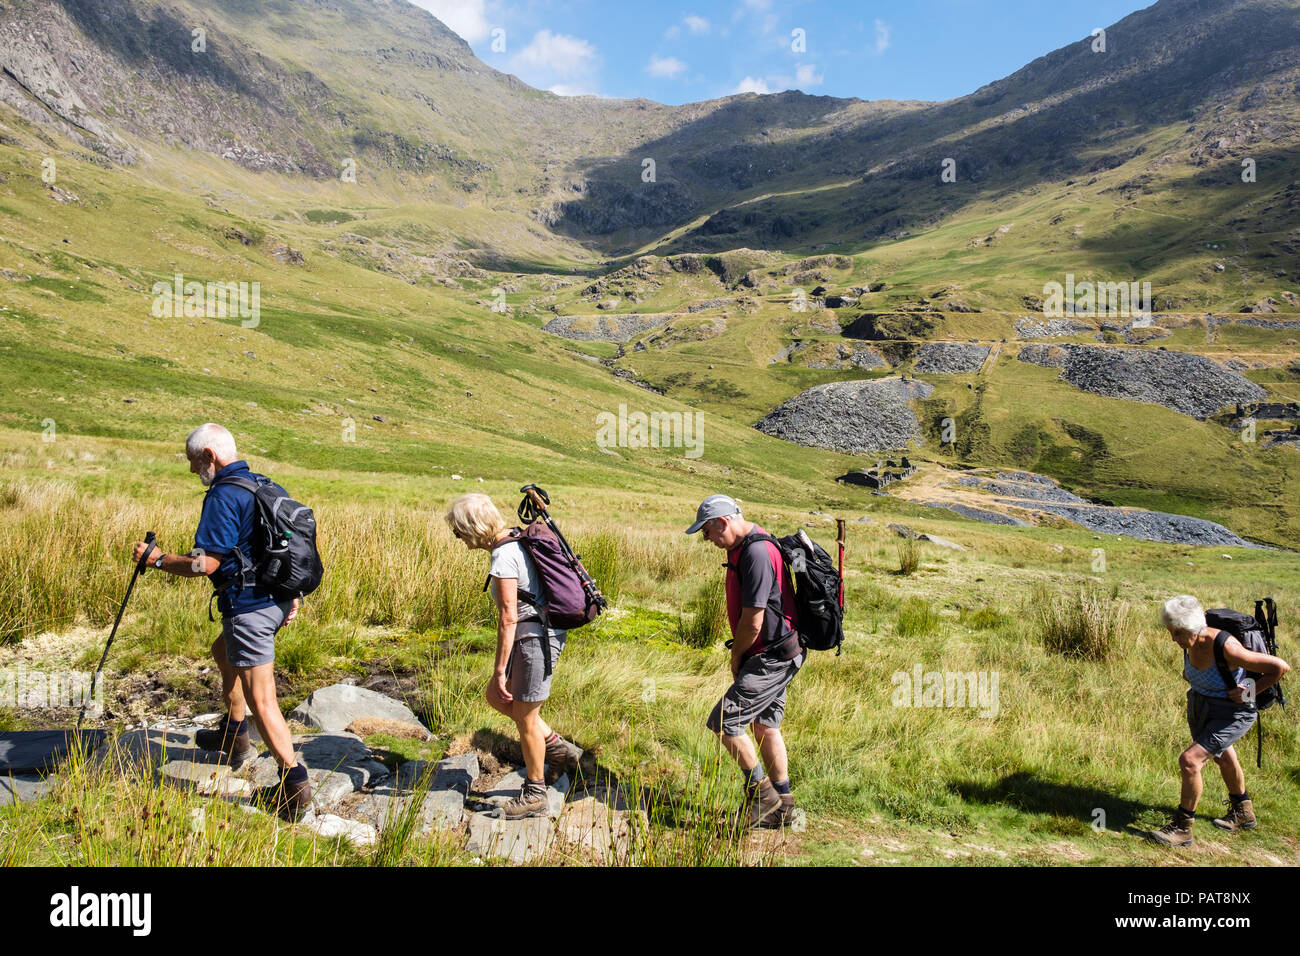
[951,771,1162,836]
[550,3,1298,261]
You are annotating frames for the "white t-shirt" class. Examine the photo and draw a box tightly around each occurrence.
[488,540,542,622]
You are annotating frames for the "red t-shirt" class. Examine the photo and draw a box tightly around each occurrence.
[725,526,800,660]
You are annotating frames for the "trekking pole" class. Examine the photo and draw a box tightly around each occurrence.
[836,518,846,609]
[78,531,154,729]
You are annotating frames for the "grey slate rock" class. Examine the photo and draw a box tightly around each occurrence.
[1017,344,1264,419]
[756,377,933,454]
[465,812,555,863]
[289,684,428,735]
[0,772,57,805]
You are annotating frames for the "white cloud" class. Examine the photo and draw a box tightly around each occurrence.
[647,54,687,79]
[548,84,599,97]
[410,0,492,45]
[733,76,771,95]
[665,24,681,39]
[794,64,824,88]
[874,19,891,54]
[684,15,711,34]
[513,29,599,80]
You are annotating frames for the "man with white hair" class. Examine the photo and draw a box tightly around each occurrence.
[1151,594,1290,847]
[131,423,310,819]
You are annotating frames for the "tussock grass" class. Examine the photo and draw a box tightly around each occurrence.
[896,597,941,638]
[677,576,728,649]
[896,536,920,576]
[1030,583,1129,662]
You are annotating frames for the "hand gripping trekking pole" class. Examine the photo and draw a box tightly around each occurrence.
[78,531,154,729]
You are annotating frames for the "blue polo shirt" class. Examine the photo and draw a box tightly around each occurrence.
[194,460,281,617]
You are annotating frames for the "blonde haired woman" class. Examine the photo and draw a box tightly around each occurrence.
[445,493,581,818]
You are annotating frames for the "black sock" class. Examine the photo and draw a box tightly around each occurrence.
[1230,791,1249,803]
[227,717,247,736]
[1179,806,1196,818]
[772,779,791,795]
[284,763,307,782]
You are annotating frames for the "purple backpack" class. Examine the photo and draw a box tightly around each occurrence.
[507,521,603,630]
[482,521,605,677]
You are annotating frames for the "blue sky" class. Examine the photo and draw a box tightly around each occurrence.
[410,0,1152,103]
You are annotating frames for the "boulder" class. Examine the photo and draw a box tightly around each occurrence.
[919,534,966,551]
[348,788,466,834]
[289,684,428,736]
[399,754,480,795]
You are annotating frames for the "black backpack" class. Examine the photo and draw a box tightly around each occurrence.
[736,530,844,655]
[208,474,324,613]
[1206,600,1286,768]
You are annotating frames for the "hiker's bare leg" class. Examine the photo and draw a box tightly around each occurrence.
[1213,745,1246,795]
[753,722,789,782]
[512,699,547,781]
[212,634,248,723]
[486,683,551,738]
[720,732,760,772]
[236,664,295,768]
[1179,743,1212,811]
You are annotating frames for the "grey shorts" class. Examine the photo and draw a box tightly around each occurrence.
[708,650,805,737]
[221,602,292,668]
[506,625,566,703]
[1187,689,1257,758]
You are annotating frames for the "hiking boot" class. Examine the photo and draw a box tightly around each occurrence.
[253,766,312,822]
[499,781,550,820]
[194,716,257,770]
[760,792,796,830]
[543,736,582,784]
[1212,798,1257,833]
[1150,808,1195,848]
[738,778,782,830]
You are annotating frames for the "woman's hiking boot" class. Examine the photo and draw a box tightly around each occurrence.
[543,735,582,784]
[1212,797,1257,832]
[253,764,312,822]
[739,778,782,830]
[500,780,550,820]
[194,715,257,770]
[1150,807,1196,848]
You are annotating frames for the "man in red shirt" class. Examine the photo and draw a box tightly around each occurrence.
[687,494,803,829]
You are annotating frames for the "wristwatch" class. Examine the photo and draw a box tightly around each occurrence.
[153,553,165,569]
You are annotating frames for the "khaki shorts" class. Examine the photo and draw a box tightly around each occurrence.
[1187,689,1256,758]
[221,601,291,668]
[505,625,567,703]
